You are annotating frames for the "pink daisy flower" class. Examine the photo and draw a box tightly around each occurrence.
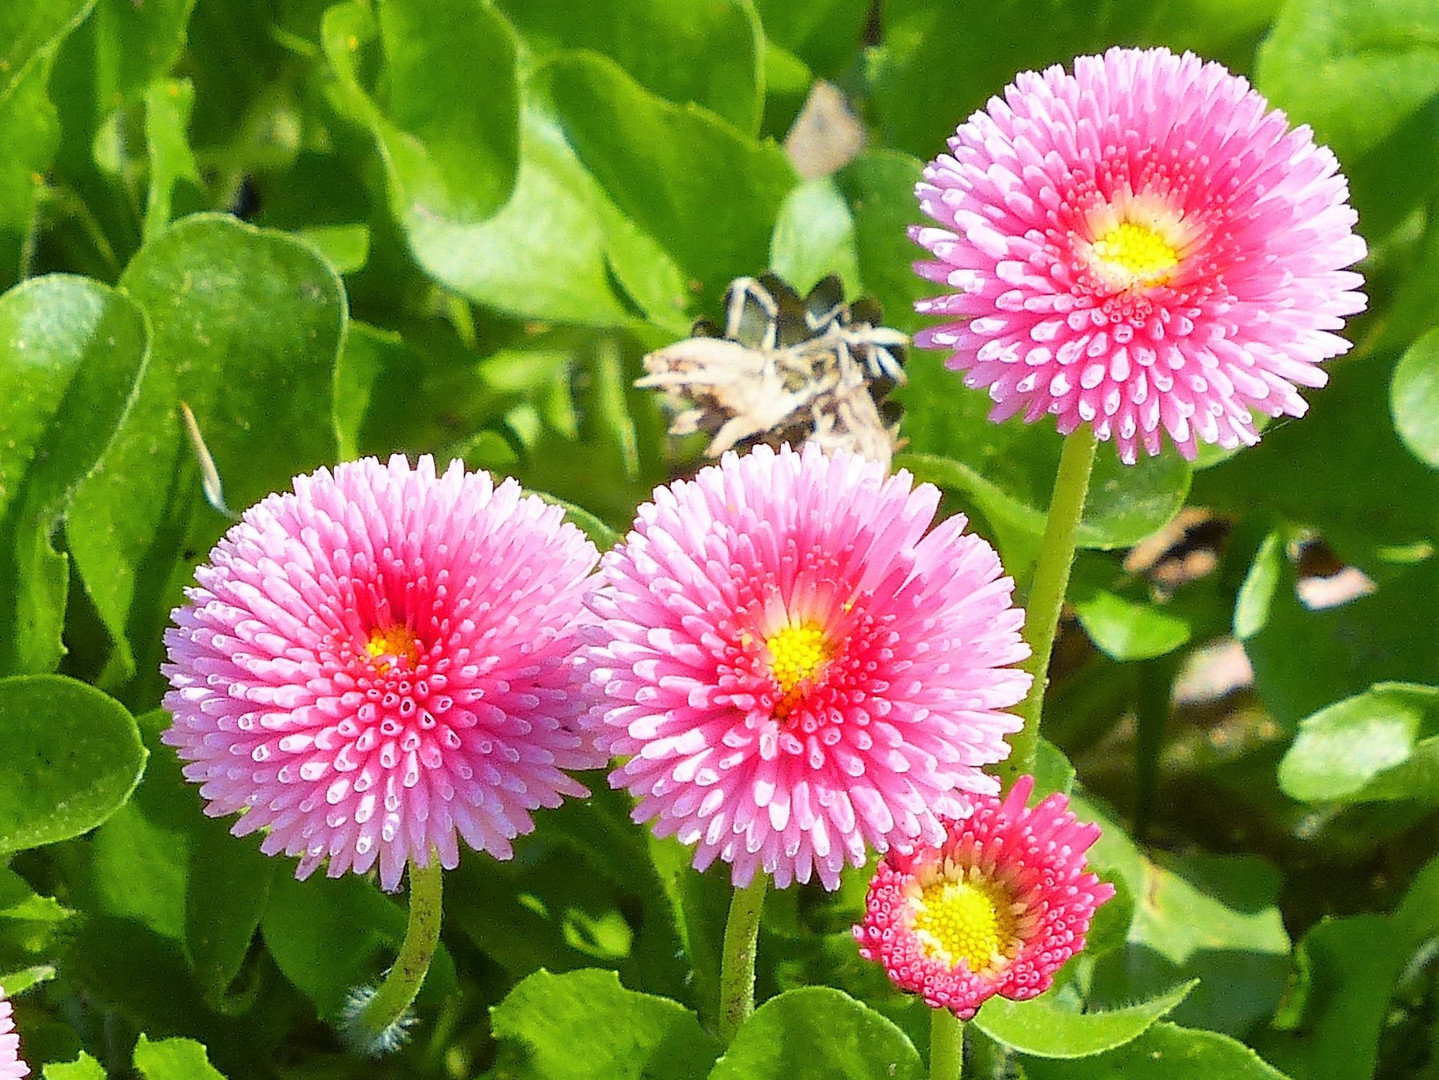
[913,46,1367,463]
[583,444,1031,890]
[163,455,605,892]
[0,991,26,1080]
[854,775,1115,1018]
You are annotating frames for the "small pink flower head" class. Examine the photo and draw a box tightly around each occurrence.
[583,443,1031,890]
[854,775,1115,1018]
[913,46,1367,464]
[163,455,605,892]
[0,990,26,1080]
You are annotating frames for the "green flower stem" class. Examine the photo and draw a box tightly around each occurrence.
[931,1009,965,1080]
[999,427,1098,788]
[717,874,768,1045]
[354,858,444,1044]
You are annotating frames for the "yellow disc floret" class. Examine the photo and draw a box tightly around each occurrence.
[365,624,421,673]
[1088,221,1180,289]
[911,872,1018,974]
[765,621,830,718]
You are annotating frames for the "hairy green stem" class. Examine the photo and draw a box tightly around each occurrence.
[717,874,768,1045]
[999,428,1099,788]
[351,858,444,1050]
[931,1009,965,1080]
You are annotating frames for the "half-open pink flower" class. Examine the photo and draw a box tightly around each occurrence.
[163,455,604,892]
[913,46,1367,463]
[855,775,1114,1018]
[0,991,26,1080]
[583,444,1031,889]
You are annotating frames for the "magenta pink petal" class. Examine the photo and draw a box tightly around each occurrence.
[583,444,1031,890]
[913,46,1366,463]
[162,455,605,891]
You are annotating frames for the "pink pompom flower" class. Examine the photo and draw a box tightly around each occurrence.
[583,444,1031,890]
[0,991,26,1080]
[854,775,1115,1018]
[163,455,605,892]
[913,46,1367,463]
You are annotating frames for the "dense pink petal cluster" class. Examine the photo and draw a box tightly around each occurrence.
[583,444,1031,889]
[913,46,1366,463]
[0,992,26,1080]
[163,455,605,892]
[855,775,1114,1018]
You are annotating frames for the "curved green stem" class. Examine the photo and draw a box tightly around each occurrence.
[717,874,768,1045]
[350,858,444,1052]
[930,1009,965,1080]
[999,428,1098,788]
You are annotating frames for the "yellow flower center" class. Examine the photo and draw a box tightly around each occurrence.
[365,624,421,674]
[1088,221,1180,288]
[765,622,830,718]
[911,874,1018,974]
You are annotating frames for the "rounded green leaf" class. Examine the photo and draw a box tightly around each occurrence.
[132,1034,225,1080]
[1074,589,1192,662]
[41,1052,108,1080]
[711,986,924,1080]
[540,51,798,308]
[0,275,147,675]
[67,213,344,691]
[322,0,520,227]
[1392,326,1439,468]
[0,675,146,854]
[1022,1021,1291,1080]
[496,0,763,133]
[1279,682,1439,803]
[490,968,720,1080]
[976,980,1196,1058]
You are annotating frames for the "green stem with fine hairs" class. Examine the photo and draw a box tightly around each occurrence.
[717,874,768,1045]
[931,1009,965,1080]
[351,858,444,1049]
[998,428,1099,789]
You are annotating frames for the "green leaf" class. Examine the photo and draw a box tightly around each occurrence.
[142,78,203,242]
[184,817,275,999]
[0,0,96,102]
[711,986,923,1079]
[1255,0,1439,163]
[0,44,64,289]
[43,1053,108,1080]
[489,968,721,1080]
[1392,326,1439,468]
[85,0,199,107]
[0,675,145,853]
[1093,853,1290,1038]
[321,0,520,226]
[752,0,869,78]
[1192,355,1439,559]
[66,214,344,690]
[975,980,1196,1059]
[834,150,927,335]
[1255,914,1404,1080]
[1073,589,1192,662]
[769,177,862,299]
[869,0,1276,160]
[0,865,71,988]
[540,51,799,308]
[132,1034,226,1080]
[1237,540,1439,727]
[0,275,147,675]
[1022,1021,1292,1080]
[495,0,763,134]
[405,104,632,325]
[1279,682,1439,802]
